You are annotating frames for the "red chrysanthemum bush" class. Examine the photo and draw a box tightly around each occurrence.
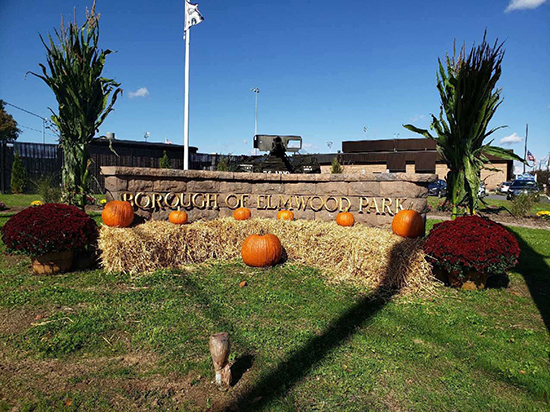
[424,216,520,278]
[1,204,98,257]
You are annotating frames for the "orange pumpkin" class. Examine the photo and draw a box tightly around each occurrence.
[336,212,354,227]
[277,210,294,221]
[169,209,188,224]
[233,207,251,220]
[102,200,134,227]
[241,231,282,267]
[392,210,424,238]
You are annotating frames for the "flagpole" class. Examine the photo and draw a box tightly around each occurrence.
[523,123,529,174]
[183,27,190,170]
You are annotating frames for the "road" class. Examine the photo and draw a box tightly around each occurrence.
[485,193,550,203]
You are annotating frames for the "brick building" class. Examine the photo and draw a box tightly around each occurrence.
[315,138,513,190]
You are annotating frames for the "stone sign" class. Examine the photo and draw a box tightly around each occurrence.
[102,167,436,227]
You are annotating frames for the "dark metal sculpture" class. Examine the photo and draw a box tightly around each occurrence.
[237,135,321,174]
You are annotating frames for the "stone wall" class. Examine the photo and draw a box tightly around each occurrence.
[323,162,507,190]
[102,167,436,228]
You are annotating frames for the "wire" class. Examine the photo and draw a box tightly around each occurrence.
[19,124,58,138]
[3,101,47,121]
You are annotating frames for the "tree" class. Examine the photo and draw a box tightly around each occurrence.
[0,100,21,142]
[28,1,122,209]
[404,32,524,218]
[10,150,27,194]
[160,151,171,169]
[331,157,343,174]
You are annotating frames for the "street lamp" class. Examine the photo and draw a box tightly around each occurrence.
[250,87,260,136]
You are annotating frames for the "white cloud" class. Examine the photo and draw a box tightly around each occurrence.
[128,87,150,98]
[499,132,523,145]
[505,0,547,12]
[410,114,425,122]
[302,143,318,153]
[242,139,248,145]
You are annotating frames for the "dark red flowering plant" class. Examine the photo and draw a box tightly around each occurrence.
[1,204,98,257]
[424,216,520,279]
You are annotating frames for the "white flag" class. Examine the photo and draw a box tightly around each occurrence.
[184,1,204,32]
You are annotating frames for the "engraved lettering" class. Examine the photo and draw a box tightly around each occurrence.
[266,195,278,210]
[122,192,134,206]
[324,196,339,212]
[225,194,240,209]
[309,196,324,212]
[381,198,393,215]
[205,193,219,209]
[135,192,151,209]
[256,195,267,210]
[179,193,191,208]
[339,196,351,212]
[293,196,309,210]
[278,195,293,210]
[358,197,369,213]
[164,192,180,208]
[192,193,205,208]
[152,193,163,210]
[372,198,381,214]
[395,198,406,213]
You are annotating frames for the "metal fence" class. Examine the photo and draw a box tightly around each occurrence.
[0,141,63,194]
[0,140,225,194]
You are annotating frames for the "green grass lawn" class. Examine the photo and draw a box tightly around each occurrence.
[0,194,106,215]
[427,196,550,216]
[0,219,549,411]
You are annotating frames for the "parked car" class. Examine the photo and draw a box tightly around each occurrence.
[499,181,513,194]
[478,183,487,198]
[428,179,447,197]
[506,180,540,200]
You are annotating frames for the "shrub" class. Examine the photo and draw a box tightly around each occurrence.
[160,151,171,169]
[510,193,538,217]
[331,157,343,174]
[1,203,98,257]
[424,216,520,279]
[10,150,27,194]
[32,175,62,204]
[217,156,229,172]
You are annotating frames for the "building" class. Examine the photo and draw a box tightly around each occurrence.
[315,138,513,190]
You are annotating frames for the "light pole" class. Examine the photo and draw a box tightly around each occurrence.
[251,87,259,136]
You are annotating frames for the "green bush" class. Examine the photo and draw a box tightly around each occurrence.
[160,151,171,169]
[32,175,62,204]
[510,193,538,217]
[10,150,27,194]
[331,157,343,174]
[217,156,229,172]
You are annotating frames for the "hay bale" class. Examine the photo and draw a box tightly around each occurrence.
[98,218,434,294]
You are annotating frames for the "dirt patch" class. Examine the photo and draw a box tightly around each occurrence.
[0,308,43,335]
[0,253,29,270]
[0,350,254,411]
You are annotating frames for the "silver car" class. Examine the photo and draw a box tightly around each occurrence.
[506,180,540,200]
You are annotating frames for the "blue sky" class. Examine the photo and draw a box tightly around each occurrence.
[1,0,549,170]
